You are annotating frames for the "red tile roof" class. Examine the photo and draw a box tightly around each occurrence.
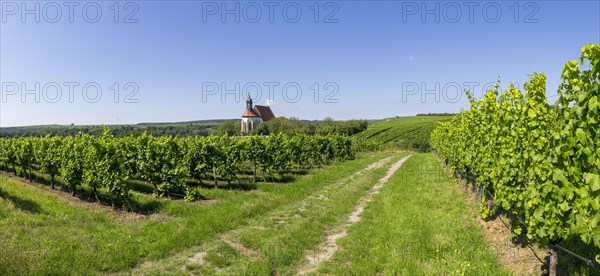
[254,105,275,121]
[242,108,261,117]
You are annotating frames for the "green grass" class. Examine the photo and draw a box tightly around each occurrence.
[131,153,509,275]
[316,153,508,275]
[192,154,408,275]
[0,152,392,275]
[127,153,407,275]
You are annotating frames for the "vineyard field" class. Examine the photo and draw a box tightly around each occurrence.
[355,116,453,152]
[3,0,598,273]
[1,44,598,276]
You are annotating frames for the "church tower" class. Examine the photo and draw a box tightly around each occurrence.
[241,96,263,134]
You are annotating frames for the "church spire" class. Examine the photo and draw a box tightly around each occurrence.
[246,95,253,110]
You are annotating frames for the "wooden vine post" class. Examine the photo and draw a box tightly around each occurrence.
[549,244,558,276]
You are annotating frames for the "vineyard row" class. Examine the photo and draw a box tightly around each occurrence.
[431,44,600,264]
[0,132,356,209]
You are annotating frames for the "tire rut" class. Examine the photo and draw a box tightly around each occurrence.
[126,155,397,275]
[297,155,413,275]
[195,156,396,273]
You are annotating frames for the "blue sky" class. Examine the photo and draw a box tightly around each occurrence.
[1,1,599,127]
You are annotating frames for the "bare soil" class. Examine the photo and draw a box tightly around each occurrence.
[453,175,548,275]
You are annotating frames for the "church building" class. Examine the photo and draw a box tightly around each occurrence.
[241,96,275,134]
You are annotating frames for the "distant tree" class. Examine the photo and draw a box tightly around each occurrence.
[316,117,337,135]
[286,117,315,135]
[218,121,240,136]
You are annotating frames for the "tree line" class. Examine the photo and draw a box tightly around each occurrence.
[1,118,368,139]
[0,123,220,138]
[218,117,368,136]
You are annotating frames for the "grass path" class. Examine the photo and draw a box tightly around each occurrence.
[298,155,413,274]
[315,153,509,275]
[129,153,407,275]
[0,152,393,275]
